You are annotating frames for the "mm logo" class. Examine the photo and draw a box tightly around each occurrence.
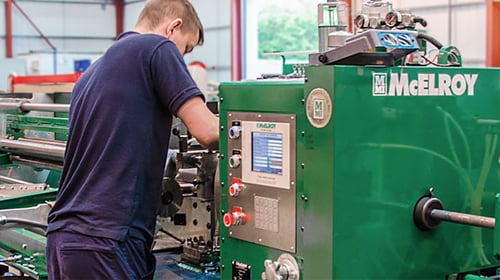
[313,98,325,120]
[373,73,387,96]
[256,122,276,129]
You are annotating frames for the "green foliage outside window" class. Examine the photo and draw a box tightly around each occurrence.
[257,4,318,60]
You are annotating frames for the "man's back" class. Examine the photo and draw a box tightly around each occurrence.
[47,31,203,243]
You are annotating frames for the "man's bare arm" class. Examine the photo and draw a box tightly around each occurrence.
[177,96,219,150]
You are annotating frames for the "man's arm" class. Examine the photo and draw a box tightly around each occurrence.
[177,96,219,150]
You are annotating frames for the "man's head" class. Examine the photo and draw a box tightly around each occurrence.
[135,0,204,55]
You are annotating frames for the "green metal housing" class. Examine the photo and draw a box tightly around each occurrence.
[219,65,500,279]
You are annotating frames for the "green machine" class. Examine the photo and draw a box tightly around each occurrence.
[218,1,500,279]
[0,92,69,279]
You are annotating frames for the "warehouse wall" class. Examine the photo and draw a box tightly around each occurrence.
[0,0,231,85]
[0,0,487,85]
[0,0,115,78]
[125,0,231,83]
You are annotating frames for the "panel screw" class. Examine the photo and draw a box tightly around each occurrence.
[220,97,224,103]
[301,163,305,169]
[301,195,308,202]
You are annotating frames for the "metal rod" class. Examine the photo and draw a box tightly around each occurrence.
[0,102,23,112]
[17,138,66,147]
[0,102,69,112]
[9,155,63,171]
[0,139,65,158]
[11,0,56,50]
[0,175,32,185]
[20,103,69,112]
[430,209,495,229]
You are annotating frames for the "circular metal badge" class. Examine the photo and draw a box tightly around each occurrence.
[306,87,332,128]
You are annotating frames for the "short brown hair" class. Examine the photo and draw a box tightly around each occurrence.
[136,0,204,45]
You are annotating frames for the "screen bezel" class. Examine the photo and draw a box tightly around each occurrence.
[242,121,291,189]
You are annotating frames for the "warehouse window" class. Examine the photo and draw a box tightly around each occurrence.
[243,0,318,79]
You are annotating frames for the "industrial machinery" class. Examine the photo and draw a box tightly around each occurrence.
[156,125,220,274]
[218,1,500,279]
[0,77,71,279]
[0,74,222,278]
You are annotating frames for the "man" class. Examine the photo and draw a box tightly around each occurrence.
[45,0,219,279]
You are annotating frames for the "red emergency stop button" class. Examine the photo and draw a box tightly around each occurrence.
[229,183,243,197]
[223,207,247,228]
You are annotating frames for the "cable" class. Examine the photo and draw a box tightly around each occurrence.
[417,32,443,49]
[421,55,452,67]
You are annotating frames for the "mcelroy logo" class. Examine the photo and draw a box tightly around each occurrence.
[372,72,478,96]
[256,123,276,129]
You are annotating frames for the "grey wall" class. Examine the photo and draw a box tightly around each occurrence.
[0,0,231,85]
[125,0,231,83]
[0,0,488,86]
[0,1,116,58]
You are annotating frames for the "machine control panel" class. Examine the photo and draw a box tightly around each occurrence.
[223,206,247,227]
[225,112,296,252]
[229,178,244,197]
[228,121,242,139]
[229,152,242,168]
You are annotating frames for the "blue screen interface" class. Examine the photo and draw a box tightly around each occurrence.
[251,132,283,175]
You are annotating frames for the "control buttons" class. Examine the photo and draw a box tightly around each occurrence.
[228,125,242,139]
[223,206,247,228]
[229,182,244,197]
[229,154,241,168]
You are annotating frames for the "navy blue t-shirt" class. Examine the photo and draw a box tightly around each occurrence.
[47,32,203,243]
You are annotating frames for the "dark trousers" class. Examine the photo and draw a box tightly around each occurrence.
[46,231,156,280]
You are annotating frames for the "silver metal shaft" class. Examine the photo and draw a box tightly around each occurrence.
[9,155,63,171]
[430,209,495,229]
[0,102,69,113]
[0,139,65,159]
[0,175,33,185]
[20,103,69,112]
[0,102,24,113]
[17,137,66,147]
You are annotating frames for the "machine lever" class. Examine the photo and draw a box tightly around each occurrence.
[414,195,496,231]
[429,209,495,229]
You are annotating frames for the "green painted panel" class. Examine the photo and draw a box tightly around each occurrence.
[0,189,58,210]
[219,80,305,280]
[219,65,500,279]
